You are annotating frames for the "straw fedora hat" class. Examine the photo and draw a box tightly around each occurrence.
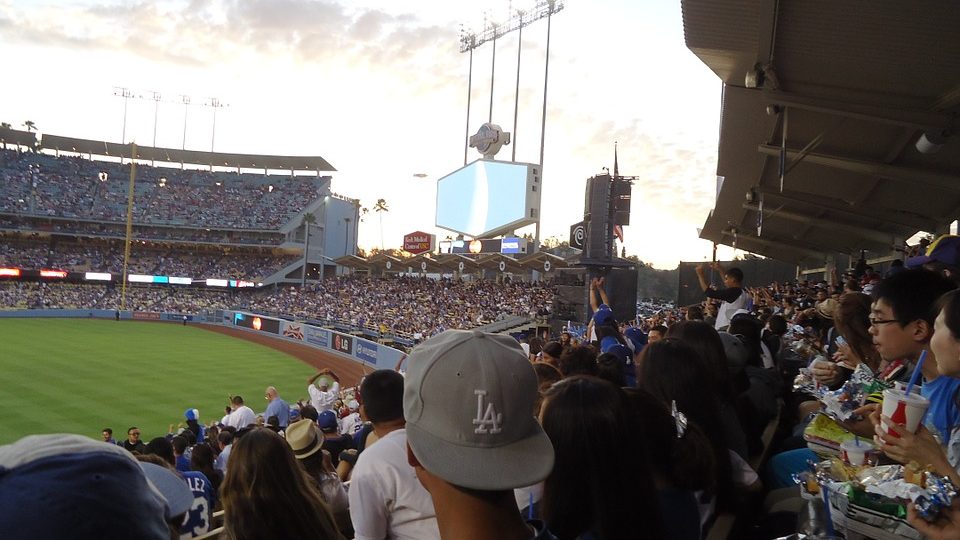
[285,419,323,459]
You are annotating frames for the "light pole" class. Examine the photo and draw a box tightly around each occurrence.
[204,97,228,154]
[151,91,162,165]
[112,87,134,146]
[180,95,190,151]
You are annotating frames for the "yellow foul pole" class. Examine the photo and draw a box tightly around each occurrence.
[120,143,137,310]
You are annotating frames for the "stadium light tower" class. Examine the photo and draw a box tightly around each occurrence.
[459,0,564,250]
[180,95,191,152]
[150,91,162,165]
[112,87,135,145]
[204,97,229,154]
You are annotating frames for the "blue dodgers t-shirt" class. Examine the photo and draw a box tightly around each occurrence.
[179,470,215,539]
[922,376,960,443]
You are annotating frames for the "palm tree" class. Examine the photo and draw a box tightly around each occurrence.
[22,120,36,132]
[373,198,389,251]
[301,213,317,287]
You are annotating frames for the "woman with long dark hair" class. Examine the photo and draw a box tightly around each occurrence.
[220,428,343,540]
[539,376,664,540]
[637,340,756,526]
[833,292,882,373]
[666,321,749,459]
[624,387,714,540]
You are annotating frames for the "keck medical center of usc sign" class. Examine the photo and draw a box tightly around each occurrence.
[403,231,435,255]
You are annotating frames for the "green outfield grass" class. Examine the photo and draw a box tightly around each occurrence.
[0,319,318,445]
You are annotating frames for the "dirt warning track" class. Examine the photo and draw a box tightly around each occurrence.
[197,323,370,389]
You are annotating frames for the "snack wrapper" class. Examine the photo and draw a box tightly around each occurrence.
[803,413,855,455]
[818,379,863,422]
[794,368,817,395]
[860,467,958,522]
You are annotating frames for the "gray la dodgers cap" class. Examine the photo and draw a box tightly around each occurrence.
[403,329,555,490]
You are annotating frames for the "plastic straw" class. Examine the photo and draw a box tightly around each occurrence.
[855,435,860,447]
[904,350,928,397]
[821,484,836,538]
[528,493,534,520]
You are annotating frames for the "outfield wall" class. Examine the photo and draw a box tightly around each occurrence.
[0,309,404,370]
[222,311,404,371]
[0,309,197,322]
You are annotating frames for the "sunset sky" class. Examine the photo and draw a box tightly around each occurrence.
[0,0,739,268]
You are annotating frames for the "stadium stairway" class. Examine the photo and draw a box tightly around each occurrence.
[262,257,307,286]
[475,315,535,335]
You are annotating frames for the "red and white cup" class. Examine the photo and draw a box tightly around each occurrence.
[880,388,929,437]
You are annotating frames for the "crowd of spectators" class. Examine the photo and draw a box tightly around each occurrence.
[245,275,556,338]
[11,233,960,539]
[0,217,285,245]
[0,273,556,342]
[0,148,324,230]
[0,236,298,279]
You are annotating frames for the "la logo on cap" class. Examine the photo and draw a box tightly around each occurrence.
[473,390,502,434]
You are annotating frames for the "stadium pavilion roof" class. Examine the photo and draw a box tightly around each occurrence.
[682,0,960,266]
[0,127,38,148]
[333,251,579,276]
[40,134,336,172]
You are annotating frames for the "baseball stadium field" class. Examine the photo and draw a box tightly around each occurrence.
[0,318,325,445]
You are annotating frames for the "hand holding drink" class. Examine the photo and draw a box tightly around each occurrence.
[879,351,930,437]
[880,388,930,437]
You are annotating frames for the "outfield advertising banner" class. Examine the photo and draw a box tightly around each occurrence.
[304,326,330,348]
[225,311,404,370]
[282,322,305,341]
[234,313,280,334]
[133,312,161,320]
[356,341,378,364]
[332,333,353,355]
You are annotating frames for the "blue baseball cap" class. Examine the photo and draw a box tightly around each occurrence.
[318,410,339,433]
[0,434,171,539]
[907,235,960,269]
[184,408,200,421]
[593,305,615,326]
[623,327,647,353]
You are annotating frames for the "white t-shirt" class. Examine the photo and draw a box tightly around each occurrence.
[715,290,750,330]
[348,429,440,540]
[224,405,256,429]
[317,471,349,514]
[308,381,341,411]
[339,412,362,436]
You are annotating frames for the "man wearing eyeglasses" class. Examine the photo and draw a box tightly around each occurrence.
[862,270,959,435]
[120,426,147,454]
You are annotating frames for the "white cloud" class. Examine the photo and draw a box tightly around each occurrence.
[0,0,724,269]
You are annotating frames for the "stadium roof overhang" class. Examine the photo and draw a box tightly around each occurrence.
[40,134,336,172]
[333,255,370,269]
[406,254,446,274]
[363,253,405,273]
[476,253,526,272]
[682,0,960,266]
[435,254,482,273]
[518,252,572,273]
[0,127,37,148]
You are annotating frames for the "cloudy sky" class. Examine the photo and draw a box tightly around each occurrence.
[0,0,738,268]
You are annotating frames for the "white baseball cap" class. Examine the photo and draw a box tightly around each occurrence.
[403,329,555,491]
